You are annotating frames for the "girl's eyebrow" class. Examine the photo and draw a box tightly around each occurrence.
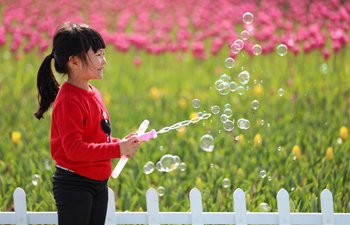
[96,49,106,54]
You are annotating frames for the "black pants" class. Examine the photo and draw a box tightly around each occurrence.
[53,167,109,225]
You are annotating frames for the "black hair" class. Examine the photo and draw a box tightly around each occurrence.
[34,22,106,119]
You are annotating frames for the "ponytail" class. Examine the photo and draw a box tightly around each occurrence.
[34,54,60,120]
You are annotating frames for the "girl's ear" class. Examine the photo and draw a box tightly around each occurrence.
[69,56,79,66]
[67,56,79,71]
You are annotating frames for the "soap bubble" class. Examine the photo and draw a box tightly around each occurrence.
[320,63,328,74]
[234,39,245,50]
[252,44,262,55]
[237,118,250,129]
[243,12,254,24]
[224,103,231,109]
[236,86,246,95]
[32,174,40,186]
[218,82,231,95]
[192,99,201,108]
[158,154,180,172]
[157,186,165,196]
[220,114,229,123]
[251,100,260,110]
[238,70,250,85]
[143,161,155,175]
[211,105,220,114]
[229,81,238,92]
[276,44,288,56]
[215,80,224,90]
[259,170,267,178]
[222,178,231,188]
[223,108,232,117]
[258,202,271,212]
[260,119,265,126]
[173,155,181,167]
[224,57,236,69]
[200,134,215,152]
[230,43,241,54]
[240,30,250,41]
[219,74,231,82]
[223,120,234,131]
[277,88,285,96]
[156,161,163,172]
[44,159,51,171]
[179,162,187,171]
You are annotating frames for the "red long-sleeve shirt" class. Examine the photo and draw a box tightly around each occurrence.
[51,82,121,181]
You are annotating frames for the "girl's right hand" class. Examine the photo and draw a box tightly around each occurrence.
[119,133,141,158]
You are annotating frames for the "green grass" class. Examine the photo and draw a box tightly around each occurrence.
[0,44,349,213]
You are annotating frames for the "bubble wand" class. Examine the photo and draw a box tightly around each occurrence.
[111,113,212,178]
[111,119,153,178]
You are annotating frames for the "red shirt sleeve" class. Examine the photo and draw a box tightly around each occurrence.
[53,98,121,161]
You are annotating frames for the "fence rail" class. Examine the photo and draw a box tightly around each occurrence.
[0,187,349,225]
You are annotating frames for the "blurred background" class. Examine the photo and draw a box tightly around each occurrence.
[0,0,349,213]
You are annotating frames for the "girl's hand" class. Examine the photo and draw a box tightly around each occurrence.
[119,133,141,158]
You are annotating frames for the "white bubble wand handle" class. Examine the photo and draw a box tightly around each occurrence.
[111,120,157,179]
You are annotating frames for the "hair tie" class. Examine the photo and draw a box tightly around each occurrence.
[49,52,55,60]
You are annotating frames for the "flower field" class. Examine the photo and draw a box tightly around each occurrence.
[0,0,349,214]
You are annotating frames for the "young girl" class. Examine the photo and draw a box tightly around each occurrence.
[34,22,141,225]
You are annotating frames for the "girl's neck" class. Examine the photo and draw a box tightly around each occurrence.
[67,78,91,91]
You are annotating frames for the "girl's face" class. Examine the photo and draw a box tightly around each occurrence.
[81,48,107,80]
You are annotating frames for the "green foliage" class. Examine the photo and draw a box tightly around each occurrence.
[0,44,349,213]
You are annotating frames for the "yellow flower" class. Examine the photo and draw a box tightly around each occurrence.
[149,87,160,100]
[11,131,21,144]
[177,127,186,136]
[292,145,301,159]
[196,177,203,189]
[340,126,348,140]
[326,147,334,160]
[103,92,111,106]
[253,133,263,146]
[189,112,198,120]
[178,98,187,109]
[253,84,264,96]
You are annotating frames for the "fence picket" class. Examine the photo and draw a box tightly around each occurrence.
[146,188,160,225]
[13,187,28,225]
[277,188,291,225]
[321,189,335,225]
[190,188,204,225]
[233,188,247,225]
[104,188,116,225]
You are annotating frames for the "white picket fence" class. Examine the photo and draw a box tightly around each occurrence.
[0,187,349,225]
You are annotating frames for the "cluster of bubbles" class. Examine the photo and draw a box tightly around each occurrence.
[228,12,288,58]
[143,154,187,175]
[214,72,250,96]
